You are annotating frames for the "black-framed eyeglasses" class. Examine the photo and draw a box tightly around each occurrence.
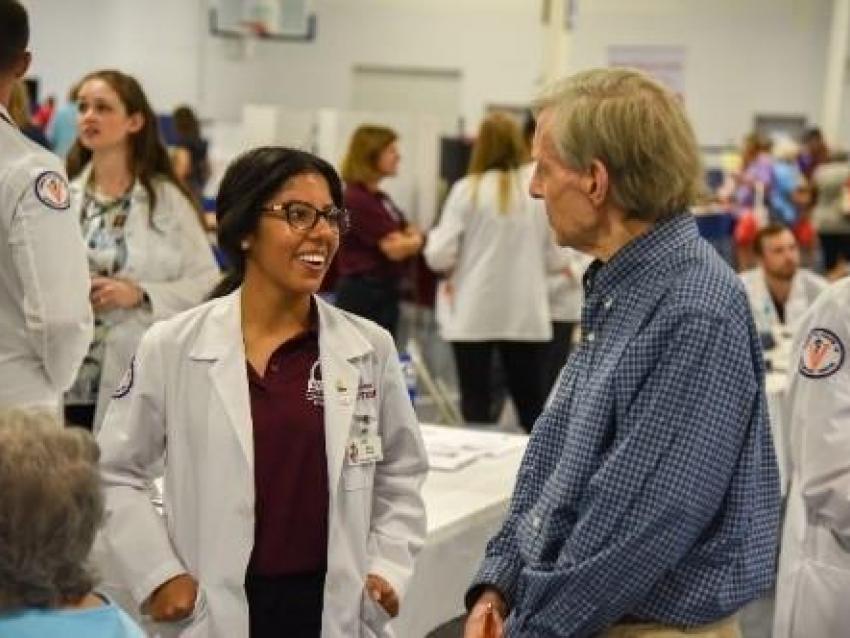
[261,200,351,234]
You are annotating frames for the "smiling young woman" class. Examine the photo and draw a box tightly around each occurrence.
[95,147,428,638]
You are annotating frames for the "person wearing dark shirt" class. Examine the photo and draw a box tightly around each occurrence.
[335,125,424,337]
[95,147,427,638]
[171,105,210,204]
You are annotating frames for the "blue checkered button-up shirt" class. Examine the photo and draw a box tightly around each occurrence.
[468,214,781,637]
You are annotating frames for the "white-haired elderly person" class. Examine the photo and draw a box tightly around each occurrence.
[463,67,780,638]
[0,409,143,637]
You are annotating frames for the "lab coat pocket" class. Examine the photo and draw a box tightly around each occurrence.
[360,588,392,637]
[343,463,375,491]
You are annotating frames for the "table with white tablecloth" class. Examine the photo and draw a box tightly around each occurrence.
[391,426,527,637]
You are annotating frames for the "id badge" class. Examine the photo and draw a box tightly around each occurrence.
[346,434,383,465]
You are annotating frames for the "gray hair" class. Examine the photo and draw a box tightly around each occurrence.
[534,67,704,222]
[0,409,103,610]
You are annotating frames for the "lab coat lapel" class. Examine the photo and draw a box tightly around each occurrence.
[316,298,373,492]
[189,290,254,467]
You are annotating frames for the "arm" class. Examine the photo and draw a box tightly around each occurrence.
[511,313,765,636]
[171,147,192,184]
[138,186,220,320]
[97,327,191,611]
[366,332,429,603]
[378,227,424,262]
[793,297,850,537]
[423,180,471,273]
[8,169,93,393]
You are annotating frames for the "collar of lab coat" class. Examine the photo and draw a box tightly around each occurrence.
[0,104,14,127]
[70,163,147,204]
[188,289,375,475]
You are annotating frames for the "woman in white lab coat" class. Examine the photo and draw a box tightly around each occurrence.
[95,147,428,638]
[63,69,219,429]
[774,278,850,637]
[425,113,558,432]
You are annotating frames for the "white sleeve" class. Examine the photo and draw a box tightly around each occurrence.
[366,331,428,601]
[9,168,93,393]
[140,186,220,320]
[97,326,187,607]
[791,292,850,539]
[424,180,471,273]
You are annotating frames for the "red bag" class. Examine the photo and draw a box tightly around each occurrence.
[734,209,758,247]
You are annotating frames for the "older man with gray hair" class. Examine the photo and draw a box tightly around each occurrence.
[463,68,781,637]
[0,409,143,637]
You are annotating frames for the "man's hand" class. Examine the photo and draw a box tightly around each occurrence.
[464,587,507,638]
[365,573,400,618]
[144,573,198,622]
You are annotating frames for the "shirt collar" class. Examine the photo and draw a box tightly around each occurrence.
[583,213,698,299]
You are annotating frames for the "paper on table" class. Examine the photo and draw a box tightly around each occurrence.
[421,424,527,471]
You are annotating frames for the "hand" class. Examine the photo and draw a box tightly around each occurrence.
[365,573,399,618]
[144,573,198,622]
[90,276,144,312]
[464,588,507,638]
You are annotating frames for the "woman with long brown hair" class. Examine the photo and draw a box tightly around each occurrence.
[64,69,219,430]
[425,112,559,432]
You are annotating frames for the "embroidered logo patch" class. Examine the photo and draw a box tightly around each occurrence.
[34,171,70,210]
[799,328,845,379]
[112,356,135,398]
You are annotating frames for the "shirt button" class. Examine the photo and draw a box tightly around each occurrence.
[586,332,595,343]
[604,298,613,310]
[532,516,541,529]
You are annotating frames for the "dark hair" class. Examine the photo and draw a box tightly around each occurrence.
[210,147,344,298]
[66,69,194,217]
[802,127,823,144]
[754,222,794,256]
[0,0,28,72]
[173,105,201,142]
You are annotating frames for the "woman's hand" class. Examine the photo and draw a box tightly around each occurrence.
[464,588,507,638]
[365,573,399,618]
[144,573,198,622]
[90,276,144,312]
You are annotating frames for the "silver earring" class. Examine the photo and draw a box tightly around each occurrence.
[241,239,250,250]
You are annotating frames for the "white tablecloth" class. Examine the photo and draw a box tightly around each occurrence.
[391,428,527,637]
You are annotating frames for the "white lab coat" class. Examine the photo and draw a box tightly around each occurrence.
[774,279,850,637]
[740,267,827,335]
[425,166,564,341]
[0,106,92,410]
[94,291,428,638]
[547,249,593,324]
[69,165,220,427]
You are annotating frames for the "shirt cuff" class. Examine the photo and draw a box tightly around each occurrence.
[465,554,522,612]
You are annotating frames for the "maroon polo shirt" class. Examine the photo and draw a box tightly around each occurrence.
[247,318,328,576]
[337,181,407,281]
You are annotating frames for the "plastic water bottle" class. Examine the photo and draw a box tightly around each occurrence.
[398,352,417,403]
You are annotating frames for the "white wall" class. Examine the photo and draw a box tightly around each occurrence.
[568,0,841,147]
[22,0,850,147]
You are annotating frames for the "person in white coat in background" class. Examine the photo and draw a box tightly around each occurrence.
[63,69,219,430]
[740,223,826,339]
[0,0,92,412]
[542,248,593,395]
[95,147,428,638]
[425,113,565,432]
[774,277,850,637]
